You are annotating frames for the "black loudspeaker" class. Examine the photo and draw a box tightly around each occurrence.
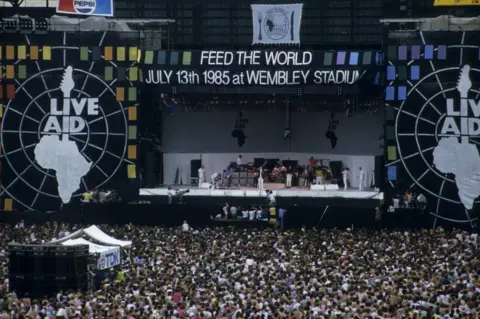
[282,160,298,168]
[190,159,202,178]
[145,152,155,188]
[265,158,280,170]
[253,158,265,167]
[8,244,89,298]
[375,155,385,189]
[330,161,343,180]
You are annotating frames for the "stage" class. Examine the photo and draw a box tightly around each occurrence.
[139,185,383,208]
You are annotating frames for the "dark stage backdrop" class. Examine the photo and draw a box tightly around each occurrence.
[384,31,480,226]
[0,32,140,212]
[162,111,384,155]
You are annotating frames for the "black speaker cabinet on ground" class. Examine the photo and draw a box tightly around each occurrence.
[190,159,202,178]
[8,244,89,298]
[330,161,343,180]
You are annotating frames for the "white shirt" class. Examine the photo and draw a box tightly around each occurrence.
[167,189,176,198]
[237,156,243,165]
[182,222,189,232]
[359,169,365,179]
[211,173,219,180]
[198,168,204,179]
[230,206,237,216]
[342,170,349,179]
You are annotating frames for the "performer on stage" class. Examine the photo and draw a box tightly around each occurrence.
[286,166,293,188]
[358,167,365,191]
[236,154,243,165]
[258,167,264,190]
[342,168,350,191]
[211,172,221,189]
[198,165,205,187]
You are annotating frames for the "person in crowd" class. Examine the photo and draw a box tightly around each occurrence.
[222,202,229,219]
[0,223,478,318]
[181,220,189,232]
[279,207,287,229]
[229,204,237,219]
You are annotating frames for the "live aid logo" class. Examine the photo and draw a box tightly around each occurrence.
[42,97,99,134]
[440,97,480,139]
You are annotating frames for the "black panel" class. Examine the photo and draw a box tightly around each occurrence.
[190,159,202,178]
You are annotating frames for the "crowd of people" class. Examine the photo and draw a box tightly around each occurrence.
[0,222,478,318]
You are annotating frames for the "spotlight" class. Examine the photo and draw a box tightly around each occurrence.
[3,18,18,33]
[19,18,34,34]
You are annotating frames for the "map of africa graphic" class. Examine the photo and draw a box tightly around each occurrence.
[34,135,92,204]
[433,137,480,210]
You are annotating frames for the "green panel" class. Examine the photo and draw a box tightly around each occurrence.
[80,47,89,61]
[128,87,137,101]
[362,52,372,65]
[388,46,397,60]
[105,67,113,81]
[128,126,137,140]
[18,65,27,79]
[323,52,333,66]
[144,50,154,64]
[182,51,192,65]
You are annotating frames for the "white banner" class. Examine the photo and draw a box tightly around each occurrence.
[97,249,121,270]
[251,4,303,45]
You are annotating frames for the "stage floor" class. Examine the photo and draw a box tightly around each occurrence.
[140,186,383,200]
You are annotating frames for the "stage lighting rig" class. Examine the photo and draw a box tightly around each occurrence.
[3,18,18,33]
[19,17,34,34]
[35,18,48,34]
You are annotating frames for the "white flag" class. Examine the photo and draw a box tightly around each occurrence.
[251,4,303,45]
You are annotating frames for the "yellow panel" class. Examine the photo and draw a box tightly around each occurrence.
[129,67,138,81]
[128,106,137,121]
[0,45,2,59]
[6,65,14,79]
[387,146,397,161]
[434,0,480,5]
[0,104,3,118]
[116,47,126,61]
[104,46,113,61]
[30,46,39,60]
[129,47,138,61]
[43,46,51,60]
[6,46,14,60]
[4,198,13,212]
[17,46,26,59]
[127,165,136,179]
[116,87,125,101]
[128,145,137,159]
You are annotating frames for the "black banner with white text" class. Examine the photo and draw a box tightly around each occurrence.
[141,50,380,86]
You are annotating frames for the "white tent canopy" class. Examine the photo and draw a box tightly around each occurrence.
[49,225,132,248]
[62,238,118,254]
[61,237,122,270]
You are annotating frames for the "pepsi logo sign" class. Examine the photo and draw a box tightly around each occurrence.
[74,0,96,14]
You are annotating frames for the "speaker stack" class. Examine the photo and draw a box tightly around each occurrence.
[8,244,89,297]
